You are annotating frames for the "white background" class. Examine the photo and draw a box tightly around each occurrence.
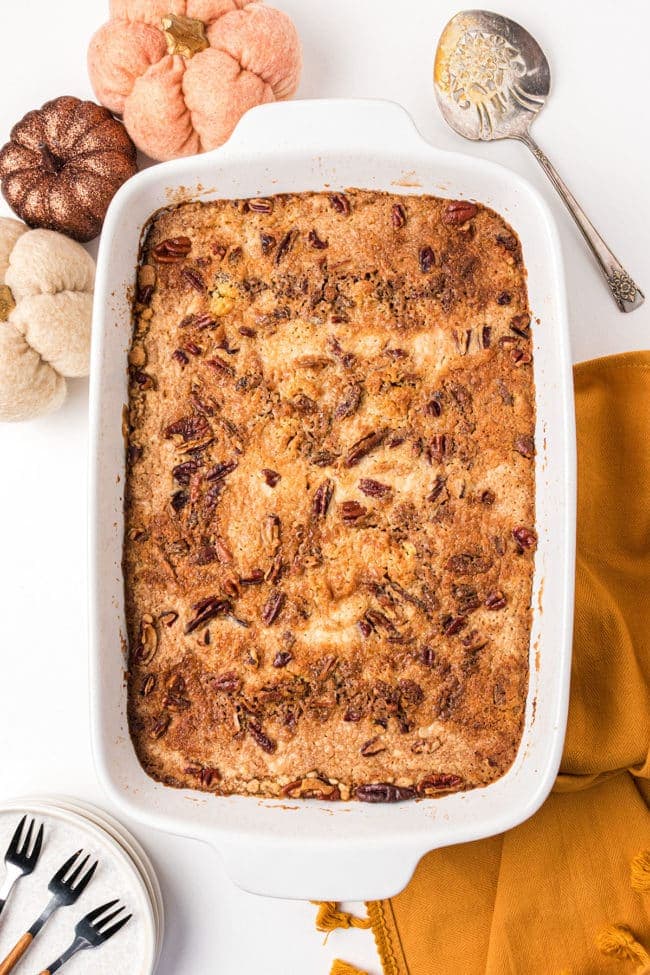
[0,1,648,973]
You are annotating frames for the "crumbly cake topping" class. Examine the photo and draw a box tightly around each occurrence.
[124,190,536,802]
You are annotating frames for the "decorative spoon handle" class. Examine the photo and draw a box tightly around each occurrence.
[520,133,644,313]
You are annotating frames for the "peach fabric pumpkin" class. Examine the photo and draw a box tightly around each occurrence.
[88,1,302,162]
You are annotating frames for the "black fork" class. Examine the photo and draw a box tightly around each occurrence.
[0,849,97,975]
[0,817,45,919]
[38,900,132,974]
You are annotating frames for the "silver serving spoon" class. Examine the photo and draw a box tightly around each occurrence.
[434,9,644,312]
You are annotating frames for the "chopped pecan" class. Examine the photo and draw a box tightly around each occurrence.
[399,679,424,704]
[445,553,493,575]
[419,246,435,273]
[240,569,265,585]
[137,617,158,664]
[170,490,188,512]
[273,650,293,668]
[312,479,334,519]
[514,435,535,458]
[330,193,351,215]
[261,468,281,487]
[150,714,170,739]
[453,583,480,614]
[417,773,463,796]
[425,394,443,416]
[165,413,212,444]
[355,783,416,803]
[211,672,242,694]
[172,459,200,485]
[261,589,285,625]
[292,393,317,414]
[497,291,512,305]
[248,720,277,754]
[485,590,507,610]
[281,777,340,800]
[334,382,363,420]
[308,229,328,249]
[206,459,238,482]
[510,313,531,338]
[360,736,387,757]
[260,233,276,255]
[429,434,448,464]
[442,615,467,636]
[345,429,386,467]
[427,475,447,502]
[208,356,235,378]
[152,236,191,262]
[357,619,372,638]
[340,500,367,523]
[185,596,230,633]
[185,764,221,789]
[181,268,206,292]
[247,197,274,213]
[482,325,492,349]
[391,203,407,228]
[453,329,472,355]
[140,674,156,697]
[513,526,537,550]
[275,229,297,265]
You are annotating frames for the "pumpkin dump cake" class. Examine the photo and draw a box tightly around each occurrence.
[124,190,536,802]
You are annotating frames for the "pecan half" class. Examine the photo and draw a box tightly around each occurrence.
[358,478,391,498]
[137,617,158,664]
[443,201,478,225]
[206,459,238,482]
[355,783,416,803]
[152,236,191,262]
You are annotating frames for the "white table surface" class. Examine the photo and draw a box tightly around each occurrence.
[0,1,648,973]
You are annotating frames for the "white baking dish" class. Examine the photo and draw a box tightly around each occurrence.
[89,99,576,901]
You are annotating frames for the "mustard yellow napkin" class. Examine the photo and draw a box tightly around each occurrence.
[321,352,650,975]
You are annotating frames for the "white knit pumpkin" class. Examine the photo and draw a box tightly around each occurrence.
[0,217,95,421]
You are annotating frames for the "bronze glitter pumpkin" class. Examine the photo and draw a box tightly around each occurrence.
[0,96,138,242]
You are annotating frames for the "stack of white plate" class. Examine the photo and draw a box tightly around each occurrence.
[0,796,163,974]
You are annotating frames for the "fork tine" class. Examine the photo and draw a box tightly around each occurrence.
[94,905,126,930]
[53,850,83,882]
[72,859,98,895]
[31,823,44,863]
[99,913,132,940]
[65,853,90,887]
[6,816,26,858]
[20,818,34,857]
[85,899,119,924]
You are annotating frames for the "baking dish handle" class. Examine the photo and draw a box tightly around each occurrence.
[225,97,426,157]
[211,834,423,902]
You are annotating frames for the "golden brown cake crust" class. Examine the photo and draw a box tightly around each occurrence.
[123,189,536,803]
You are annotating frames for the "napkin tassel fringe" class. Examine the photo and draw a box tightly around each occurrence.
[330,961,369,975]
[597,923,650,972]
[313,902,371,935]
[630,849,650,894]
